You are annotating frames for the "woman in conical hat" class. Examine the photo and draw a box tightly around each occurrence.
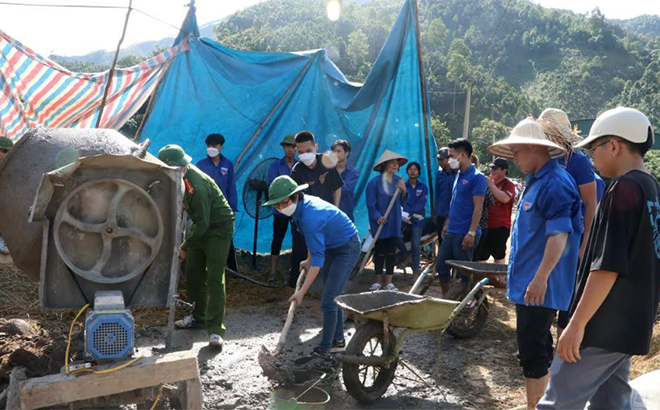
[537,108,599,340]
[366,149,408,291]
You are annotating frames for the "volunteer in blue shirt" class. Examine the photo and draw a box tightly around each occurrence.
[538,109,598,339]
[403,162,428,282]
[488,117,582,410]
[264,176,360,355]
[197,133,238,212]
[433,147,455,246]
[332,139,359,221]
[435,139,487,296]
[366,149,408,292]
[197,133,239,271]
[267,134,298,280]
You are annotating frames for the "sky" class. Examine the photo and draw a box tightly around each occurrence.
[0,0,659,57]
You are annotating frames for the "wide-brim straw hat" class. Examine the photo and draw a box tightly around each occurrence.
[488,117,566,159]
[537,108,583,151]
[373,149,408,171]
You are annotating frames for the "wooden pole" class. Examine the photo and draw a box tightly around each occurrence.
[96,0,133,128]
[462,79,473,140]
[412,0,435,210]
[234,54,317,169]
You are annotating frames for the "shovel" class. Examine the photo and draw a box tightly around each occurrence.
[258,268,307,375]
[349,187,401,281]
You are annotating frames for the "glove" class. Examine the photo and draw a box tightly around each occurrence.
[412,214,424,221]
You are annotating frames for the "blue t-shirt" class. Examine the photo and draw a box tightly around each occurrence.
[339,165,360,222]
[403,181,428,228]
[558,150,595,218]
[508,160,583,311]
[447,165,487,235]
[366,174,403,239]
[595,173,605,202]
[434,169,455,217]
[291,195,358,267]
[197,155,238,212]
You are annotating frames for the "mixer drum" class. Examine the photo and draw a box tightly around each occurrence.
[0,128,183,309]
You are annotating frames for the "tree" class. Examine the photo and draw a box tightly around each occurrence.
[446,38,472,86]
[423,18,447,51]
[346,29,370,80]
[431,117,452,147]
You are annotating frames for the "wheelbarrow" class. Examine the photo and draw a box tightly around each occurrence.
[441,260,508,338]
[334,278,489,404]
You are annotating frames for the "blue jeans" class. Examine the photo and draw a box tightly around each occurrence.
[410,226,423,275]
[319,235,361,351]
[435,232,480,283]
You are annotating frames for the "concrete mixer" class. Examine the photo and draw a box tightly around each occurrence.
[0,128,185,361]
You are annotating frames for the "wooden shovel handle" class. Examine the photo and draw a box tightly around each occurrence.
[274,268,306,355]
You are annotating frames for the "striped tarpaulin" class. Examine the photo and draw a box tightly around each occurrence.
[0,29,189,141]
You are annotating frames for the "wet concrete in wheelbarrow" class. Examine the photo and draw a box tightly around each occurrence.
[138,282,526,410]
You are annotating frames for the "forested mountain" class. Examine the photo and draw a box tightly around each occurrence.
[51,0,660,163]
[212,0,660,157]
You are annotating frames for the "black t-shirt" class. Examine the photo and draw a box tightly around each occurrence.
[290,154,344,204]
[570,170,660,355]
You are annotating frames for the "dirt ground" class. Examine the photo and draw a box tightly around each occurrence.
[1,250,659,409]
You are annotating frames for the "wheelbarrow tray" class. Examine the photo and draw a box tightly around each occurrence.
[446,260,508,289]
[335,291,459,329]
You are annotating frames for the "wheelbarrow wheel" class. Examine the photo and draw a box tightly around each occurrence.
[343,321,398,403]
[444,285,489,339]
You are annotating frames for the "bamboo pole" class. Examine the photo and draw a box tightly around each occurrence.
[234,53,318,169]
[96,0,133,128]
[412,0,435,210]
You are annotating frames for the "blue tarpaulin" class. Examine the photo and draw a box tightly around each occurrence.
[139,0,437,252]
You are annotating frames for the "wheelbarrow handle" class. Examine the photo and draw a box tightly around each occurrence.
[454,278,489,315]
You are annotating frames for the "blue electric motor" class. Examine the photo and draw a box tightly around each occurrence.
[85,291,134,361]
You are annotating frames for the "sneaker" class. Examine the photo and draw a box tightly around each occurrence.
[385,283,398,291]
[209,334,224,347]
[0,236,8,254]
[369,283,382,291]
[312,347,330,357]
[174,315,202,329]
[330,339,346,353]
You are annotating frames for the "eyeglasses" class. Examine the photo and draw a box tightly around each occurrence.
[589,139,612,152]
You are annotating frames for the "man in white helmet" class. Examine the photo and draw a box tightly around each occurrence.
[538,107,660,409]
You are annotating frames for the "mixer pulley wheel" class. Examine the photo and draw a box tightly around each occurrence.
[53,178,164,284]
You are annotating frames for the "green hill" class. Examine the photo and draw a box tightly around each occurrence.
[212,0,660,156]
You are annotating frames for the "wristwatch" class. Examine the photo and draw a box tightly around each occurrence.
[467,231,476,237]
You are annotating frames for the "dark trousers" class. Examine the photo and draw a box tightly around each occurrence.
[516,304,556,379]
[271,214,290,255]
[435,216,447,248]
[374,237,398,276]
[290,221,308,288]
[227,240,237,271]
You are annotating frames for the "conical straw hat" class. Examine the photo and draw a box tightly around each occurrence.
[488,117,566,159]
[373,149,408,171]
[538,108,583,151]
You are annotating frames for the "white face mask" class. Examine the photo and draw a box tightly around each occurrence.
[279,201,297,217]
[448,157,460,170]
[299,152,316,166]
[207,147,220,157]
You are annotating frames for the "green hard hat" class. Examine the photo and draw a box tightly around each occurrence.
[158,144,191,167]
[280,134,296,146]
[0,137,13,151]
[263,176,308,206]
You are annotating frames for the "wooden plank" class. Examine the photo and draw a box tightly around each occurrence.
[6,367,27,410]
[19,350,198,410]
[183,377,203,410]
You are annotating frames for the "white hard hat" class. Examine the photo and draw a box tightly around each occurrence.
[576,107,653,148]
